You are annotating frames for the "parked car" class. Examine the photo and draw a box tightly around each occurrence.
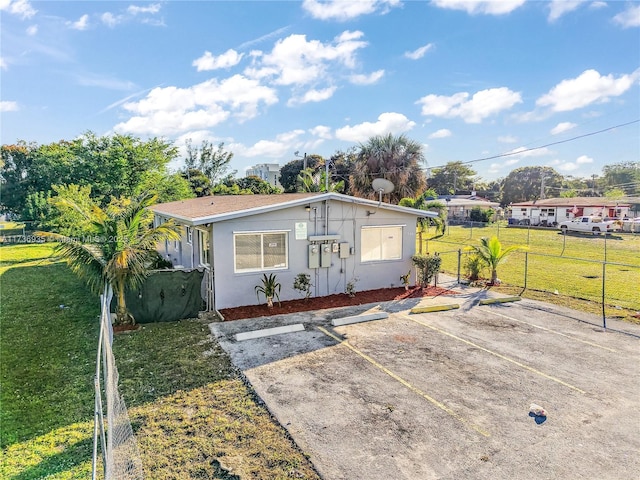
[558,216,622,234]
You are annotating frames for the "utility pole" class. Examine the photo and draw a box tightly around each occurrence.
[540,174,546,199]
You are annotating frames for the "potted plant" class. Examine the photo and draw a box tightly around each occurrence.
[255,273,282,308]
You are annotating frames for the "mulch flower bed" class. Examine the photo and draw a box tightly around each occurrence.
[219,285,457,321]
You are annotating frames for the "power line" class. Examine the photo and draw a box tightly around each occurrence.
[426,119,640,170]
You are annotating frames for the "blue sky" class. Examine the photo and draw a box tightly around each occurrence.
[1,0,639,182]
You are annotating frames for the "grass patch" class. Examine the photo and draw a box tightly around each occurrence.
[424,224,640,314]
[1,244,320,479]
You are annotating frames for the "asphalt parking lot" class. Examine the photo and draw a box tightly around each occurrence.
[209,284,640,480]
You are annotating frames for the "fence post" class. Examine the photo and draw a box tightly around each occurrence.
[601,261,607,330]
[457,249,462,284]
[523,252,529,290]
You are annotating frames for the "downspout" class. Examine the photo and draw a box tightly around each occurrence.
[208,224,225,320]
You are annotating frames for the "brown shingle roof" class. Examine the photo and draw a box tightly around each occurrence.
[151,193,321,222]
[511,197,630,207]
[151,192,438,225]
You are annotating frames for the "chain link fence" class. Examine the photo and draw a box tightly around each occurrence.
[433,247,639,331]
[93,286,144,479]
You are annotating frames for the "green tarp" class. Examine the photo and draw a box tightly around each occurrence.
[114,269,205,323]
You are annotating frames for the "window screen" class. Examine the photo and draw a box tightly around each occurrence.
[235,232,288,272]
[361,226,402,262]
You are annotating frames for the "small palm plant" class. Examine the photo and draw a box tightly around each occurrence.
[255,273,282,308]
[465,236,528,285]
[400,270,412,290]
[37,192,181,326]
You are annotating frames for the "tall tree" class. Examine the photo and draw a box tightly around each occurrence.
[278,154,323,192]
[350,134,426,204]
[602,161,640,195]
[426,161,478,195]
[501,166,563,206]
[184,139,235,187]
[36,192,181,326]
[1,133,181,217]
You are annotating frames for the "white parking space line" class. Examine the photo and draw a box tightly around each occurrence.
[317,326,491,437]
[400,313,587,395]
[482,308,618,353]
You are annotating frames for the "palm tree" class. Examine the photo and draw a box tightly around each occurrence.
[37,192,181,325]
[399,194,446,253]
[350,133,427,204]
[466,236,527,285]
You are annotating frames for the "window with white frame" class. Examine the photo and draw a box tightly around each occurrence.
[186,226,193,244]
[198,229,210,266]
[234,231,288,273]
[361,226,403,262]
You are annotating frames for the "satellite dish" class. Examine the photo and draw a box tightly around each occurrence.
[372,178,395,194]
[367,178,395,216]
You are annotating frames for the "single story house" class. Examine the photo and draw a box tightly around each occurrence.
[151,192,437,312]
[509,197,632,226]
[436,193,501,220]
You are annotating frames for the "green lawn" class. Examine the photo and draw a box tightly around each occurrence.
[1,244,320,479]
[422,224,640,313]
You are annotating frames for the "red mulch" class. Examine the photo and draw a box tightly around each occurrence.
[219,285,457,321]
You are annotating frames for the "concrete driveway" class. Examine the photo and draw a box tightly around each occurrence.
[209,282,640,480]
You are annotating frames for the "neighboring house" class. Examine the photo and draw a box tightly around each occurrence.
[246,163,281,188]
[510,197,632,226]
[437,193,501,220]
[151,192,437,312]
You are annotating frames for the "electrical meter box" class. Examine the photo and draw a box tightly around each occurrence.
[321,243,332,268]
[308,244,320,269]
[339,242,350,259]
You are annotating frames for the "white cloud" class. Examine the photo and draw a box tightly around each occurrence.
[0,0,37,19]
[0,57,7,70]
[101,12,121,27]
[349,69,384,85]
[309,125,332,139]
[243,130,306,158]
[335,112,415,142]
[288,86,337,106]
[238,26,290,50]
[127,3,161,15]
[302,0,401,21]
[68,14,89,31]
[536,69,640,112]
[417,87,522,123]
[506,146,554,158]
[193,49,244,71]
[100,4,161,28]
[404,43,434,60]
[613,4,640,28]
[431,0,525,15]
[73,72,135,90]
[246,31,368,87]
[497,135,517,143]
[0,101,19,112]
[550,122,577,135]
[556,155,594,172]
[26,24,37,35]
[428,128,452,139]
[548,0,587,22]
[589,1,607,10]
[115,75,278,136]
